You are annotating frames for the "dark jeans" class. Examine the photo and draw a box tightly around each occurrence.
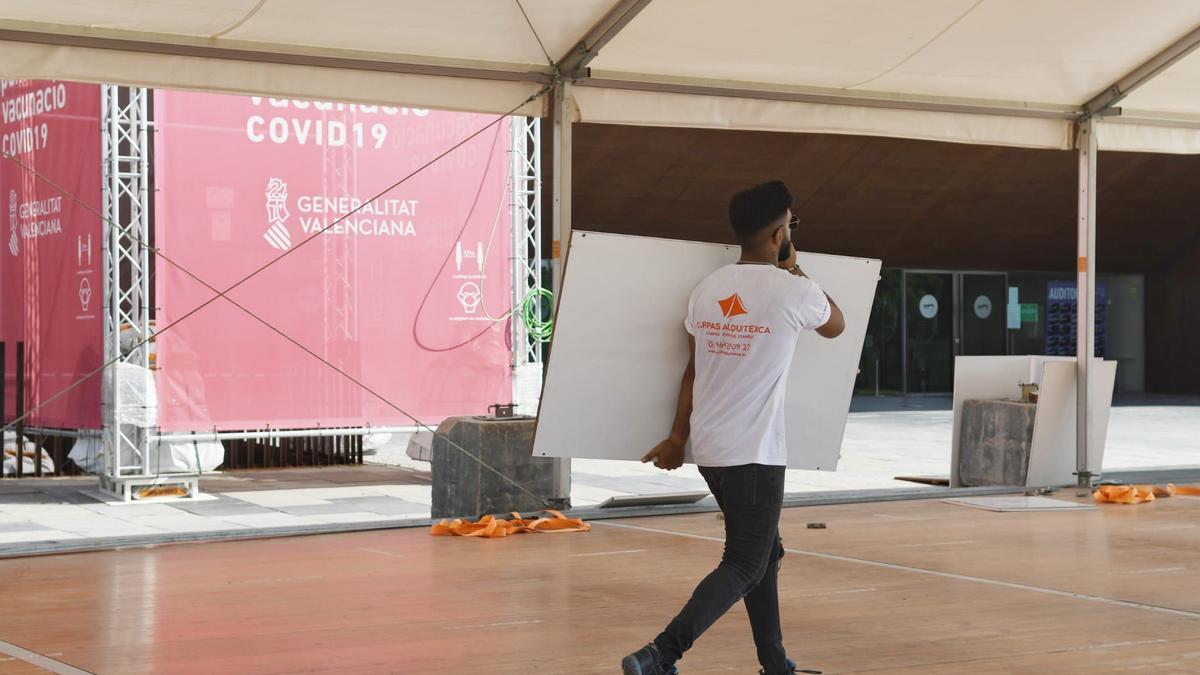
[654,463,788,672]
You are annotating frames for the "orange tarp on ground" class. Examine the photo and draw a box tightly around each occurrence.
[1094,484,1200,504]
[431,510,590,538]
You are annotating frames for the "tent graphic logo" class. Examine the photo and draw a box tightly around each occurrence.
[718,293,748,318]
[264,178,293,251]
[7,190,18,256]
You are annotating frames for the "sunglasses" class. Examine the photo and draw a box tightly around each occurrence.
[777,214,799,234]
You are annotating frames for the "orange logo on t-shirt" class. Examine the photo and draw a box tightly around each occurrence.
[718,293,748,318]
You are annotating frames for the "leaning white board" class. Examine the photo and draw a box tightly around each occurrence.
[533,231,880,470]
[950,355,1117,487]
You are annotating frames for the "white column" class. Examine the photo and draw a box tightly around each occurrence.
[1075,118,1097,491]
[548,80,573,506]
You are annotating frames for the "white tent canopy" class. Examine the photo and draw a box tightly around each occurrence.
[5,1,1200,151]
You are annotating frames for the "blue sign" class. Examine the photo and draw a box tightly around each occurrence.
[1045,281,1107,357]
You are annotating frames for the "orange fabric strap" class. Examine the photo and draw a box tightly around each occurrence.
[1093,484,1200,504]
[431,510,591,538]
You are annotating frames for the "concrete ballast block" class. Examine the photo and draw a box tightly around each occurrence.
[431,417,555,519]
[958,399,1036,487]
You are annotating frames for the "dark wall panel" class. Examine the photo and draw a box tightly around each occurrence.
[565,123,1200,393]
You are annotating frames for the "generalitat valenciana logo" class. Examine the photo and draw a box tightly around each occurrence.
[264,178,292,251]
[7,189,18,256]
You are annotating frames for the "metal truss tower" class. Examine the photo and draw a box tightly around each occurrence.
[510,116,543,369]
[100,85,196,500]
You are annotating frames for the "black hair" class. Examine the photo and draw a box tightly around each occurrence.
[728,180,793,240]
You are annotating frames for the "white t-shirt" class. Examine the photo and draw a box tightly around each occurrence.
[684,263,831,467]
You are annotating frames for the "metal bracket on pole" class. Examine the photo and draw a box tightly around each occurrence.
[1075,118,1097,494]
[556,0,654,79]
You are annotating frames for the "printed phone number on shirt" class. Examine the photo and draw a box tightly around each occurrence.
[707,340,753,355]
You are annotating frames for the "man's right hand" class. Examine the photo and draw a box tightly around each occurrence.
[642,437,685,470]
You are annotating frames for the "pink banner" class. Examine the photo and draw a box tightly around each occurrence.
[0,80,103,428]
[153,91,513,431]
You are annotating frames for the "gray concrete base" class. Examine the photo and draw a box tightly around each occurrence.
[431,417,556,518]
[958,399,1036,486]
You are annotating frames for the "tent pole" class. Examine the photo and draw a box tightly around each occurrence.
[548,79,574,508]
[1075,118,1097,493]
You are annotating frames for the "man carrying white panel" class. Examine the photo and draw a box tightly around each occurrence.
[623,181,844,675]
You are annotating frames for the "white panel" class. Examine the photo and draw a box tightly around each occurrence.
[950,355,1077,487]
[950,356,1030,488]
[572,87,1072,150]
[533,231,880,470]
[1027,360,1118,487]
[0,40,546,117]
[1095,119,1200,154]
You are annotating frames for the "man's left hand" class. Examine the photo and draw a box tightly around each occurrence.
[642,438,685,470]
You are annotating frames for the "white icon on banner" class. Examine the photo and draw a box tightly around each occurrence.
[7,190,17,257]
[264,178,292,250]
[457,282,482,314]
[78,234,92,267]
[79,277,93,311]
[454,241,484,273]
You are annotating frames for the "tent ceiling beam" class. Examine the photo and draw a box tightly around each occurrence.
[1105,111,1200,130]
[557,0,654,78]
[578,76,1079,120]
[1083,22,1200,118]
[0,28,555,85]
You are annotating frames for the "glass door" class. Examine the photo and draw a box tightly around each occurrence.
[959,273,1007,356]
[904,272,954,393]
[856,269,902,395]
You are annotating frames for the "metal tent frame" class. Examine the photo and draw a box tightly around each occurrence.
[543,0,1200,491]
[71,0,1200,501]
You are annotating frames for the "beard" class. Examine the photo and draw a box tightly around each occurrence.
[778,237,793,263]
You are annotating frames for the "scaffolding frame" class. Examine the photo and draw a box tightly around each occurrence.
[510,115,543,370]
[100,85,198,501]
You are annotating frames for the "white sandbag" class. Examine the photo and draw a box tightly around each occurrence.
[67,435,104,474]
[67,434,224,475]
[363,432,392,451]
[153,439,224,473]
[406,431,434,462]
[2,431,54,476]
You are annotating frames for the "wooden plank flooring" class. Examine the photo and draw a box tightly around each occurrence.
[1,491,1199,673]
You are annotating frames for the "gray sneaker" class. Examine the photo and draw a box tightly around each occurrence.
[621,643,679,675]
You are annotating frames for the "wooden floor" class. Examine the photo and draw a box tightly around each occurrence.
[3,491,1200,674]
